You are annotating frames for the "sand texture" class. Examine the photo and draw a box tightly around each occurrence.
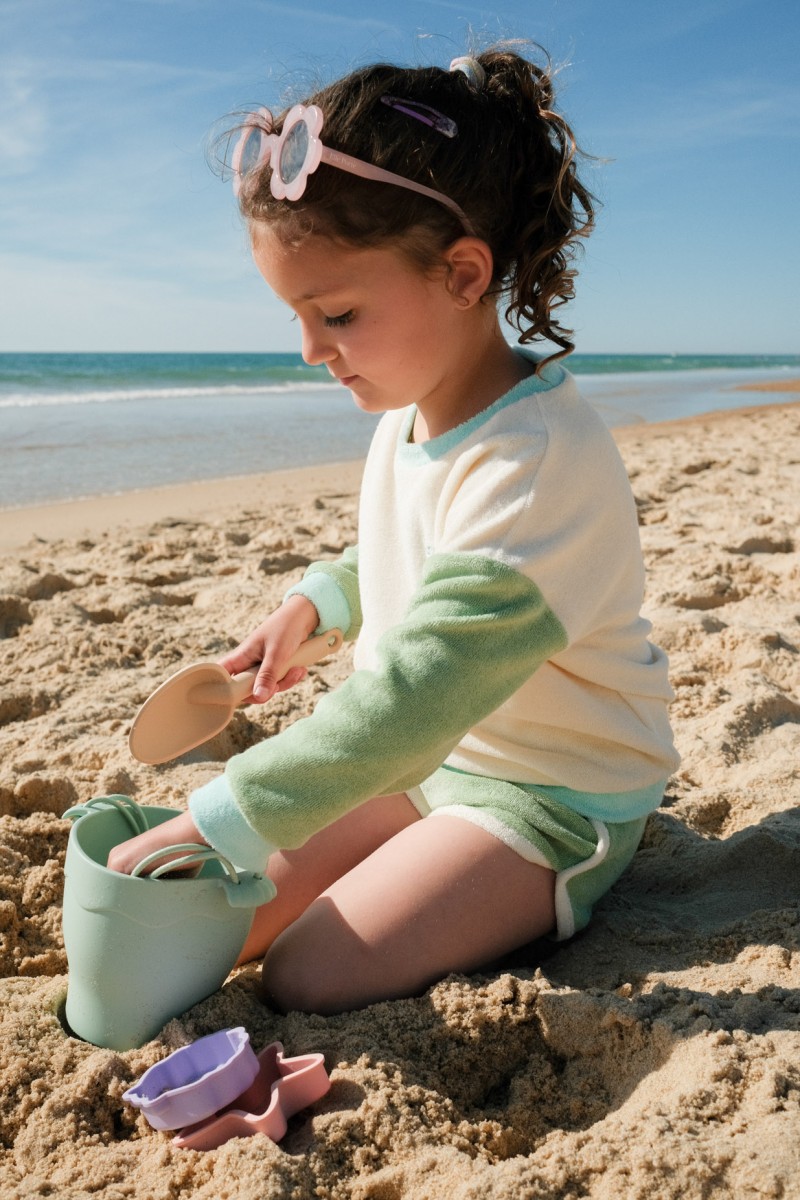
[0,404,798,1199]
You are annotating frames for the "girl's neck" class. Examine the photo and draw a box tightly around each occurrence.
[411,320,534,443]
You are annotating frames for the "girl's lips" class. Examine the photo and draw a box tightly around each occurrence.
[337,375,358,387]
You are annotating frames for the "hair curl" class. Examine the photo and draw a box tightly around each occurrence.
[231,45,596,366]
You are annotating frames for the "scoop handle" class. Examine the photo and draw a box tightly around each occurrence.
[226,628,344,704]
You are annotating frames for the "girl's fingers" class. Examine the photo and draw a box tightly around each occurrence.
[219,600,321,700]
[219,640,264,676]
[274,666,308,693]
[252,656,291,701]
[106,812,207,875]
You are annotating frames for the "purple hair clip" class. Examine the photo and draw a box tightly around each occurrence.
[380,95,457,138]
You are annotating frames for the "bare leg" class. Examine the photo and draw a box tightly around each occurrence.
[261,813,556,1015]
[236,792,420,965]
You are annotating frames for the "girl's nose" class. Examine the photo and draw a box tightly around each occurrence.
[301,323,337,367]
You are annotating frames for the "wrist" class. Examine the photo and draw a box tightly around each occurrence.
[283,573,352,636]
[190,775,277,873]
[281,592,320,639]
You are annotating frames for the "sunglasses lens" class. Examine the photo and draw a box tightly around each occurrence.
[238,126,264,177]
[279,120,309,184]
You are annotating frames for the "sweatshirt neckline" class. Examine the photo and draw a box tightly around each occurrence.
[397,353,565,464]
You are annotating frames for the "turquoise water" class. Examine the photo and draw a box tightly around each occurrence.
[1,352,798,509]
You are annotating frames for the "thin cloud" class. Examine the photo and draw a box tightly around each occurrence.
[0,250,289,352]
[252,1,400,35]
[0,64,47,177]
[596,0,760,52]
[602,76,800,156]
[0,51,232,98]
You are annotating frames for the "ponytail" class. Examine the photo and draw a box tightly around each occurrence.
[461,47,596,364]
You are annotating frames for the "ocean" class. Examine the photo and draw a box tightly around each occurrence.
[1,351,798,510]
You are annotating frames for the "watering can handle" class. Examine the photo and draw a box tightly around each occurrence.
[63,795,150,836]
[131,843,240,884]
[130,842,275,909]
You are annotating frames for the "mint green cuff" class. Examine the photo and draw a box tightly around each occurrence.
[284,572,352,635]
[189,775,277,873]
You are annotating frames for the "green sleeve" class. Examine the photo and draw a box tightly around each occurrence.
[226,552,567,849]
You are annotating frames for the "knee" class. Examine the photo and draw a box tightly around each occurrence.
[259,914,367,1016]
[260,928,323,1014]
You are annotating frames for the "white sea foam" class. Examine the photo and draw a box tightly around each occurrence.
[0,381,343,409]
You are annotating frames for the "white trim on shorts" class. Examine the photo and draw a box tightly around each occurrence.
[553,818,610,940]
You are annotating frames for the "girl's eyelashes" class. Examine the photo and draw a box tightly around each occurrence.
[324,310,355,328]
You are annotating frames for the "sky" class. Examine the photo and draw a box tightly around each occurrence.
[0,0,798,355]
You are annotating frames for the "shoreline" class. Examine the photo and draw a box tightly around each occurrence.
[2,396,797,554]
[0,459,366,553]
[612,395,799,439]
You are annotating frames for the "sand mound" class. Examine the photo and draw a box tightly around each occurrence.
[0,406,798,1198]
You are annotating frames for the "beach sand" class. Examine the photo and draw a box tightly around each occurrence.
[735,378,800,393]
[0,401,798,1198]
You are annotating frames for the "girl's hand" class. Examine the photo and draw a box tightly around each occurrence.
[218,594,320,704]
[106,810,207,876]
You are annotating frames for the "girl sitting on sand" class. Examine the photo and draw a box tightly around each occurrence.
[109,47,679,1014]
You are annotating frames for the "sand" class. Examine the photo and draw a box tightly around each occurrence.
[735,379,800,393]
[0,401,798,1199]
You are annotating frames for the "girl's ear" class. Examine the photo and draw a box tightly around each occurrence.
[442,237,495,307]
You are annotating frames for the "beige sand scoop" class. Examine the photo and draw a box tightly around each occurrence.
[129,629,343,764]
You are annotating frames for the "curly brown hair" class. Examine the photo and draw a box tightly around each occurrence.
[233,45,596,366]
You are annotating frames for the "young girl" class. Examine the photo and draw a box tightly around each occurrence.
[108,47,679,1015]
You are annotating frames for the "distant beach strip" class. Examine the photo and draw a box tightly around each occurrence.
[0,352,797,510]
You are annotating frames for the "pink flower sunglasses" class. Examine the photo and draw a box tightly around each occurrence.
[231,102,475,236]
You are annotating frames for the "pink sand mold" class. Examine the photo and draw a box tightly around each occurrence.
[171,1041,331,1151]
[122,1027,259,1131]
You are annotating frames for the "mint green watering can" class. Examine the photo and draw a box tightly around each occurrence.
[62,796,274,1051]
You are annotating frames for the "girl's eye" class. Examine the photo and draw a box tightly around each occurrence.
[324,310,355,328]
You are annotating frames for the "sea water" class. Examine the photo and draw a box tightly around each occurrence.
[1,352,797,509]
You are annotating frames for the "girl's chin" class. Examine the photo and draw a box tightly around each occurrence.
[347,384,405,416]
[348,387,382,412]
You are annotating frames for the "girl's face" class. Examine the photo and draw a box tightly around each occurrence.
[251,229,472,423]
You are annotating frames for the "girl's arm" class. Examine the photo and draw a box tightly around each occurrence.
[192,552,567,857]
[107,549,360,875]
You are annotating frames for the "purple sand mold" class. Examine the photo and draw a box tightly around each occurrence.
[123,1027,259,1131]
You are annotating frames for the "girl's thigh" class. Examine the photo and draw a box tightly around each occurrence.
[236,791,421,964]
[261,813,556,1015]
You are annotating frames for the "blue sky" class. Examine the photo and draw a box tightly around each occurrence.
[1,0,798,354]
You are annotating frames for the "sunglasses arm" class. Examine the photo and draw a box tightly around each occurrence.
[319,147,475,236]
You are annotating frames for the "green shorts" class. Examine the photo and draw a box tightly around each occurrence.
[406,766,651,941]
